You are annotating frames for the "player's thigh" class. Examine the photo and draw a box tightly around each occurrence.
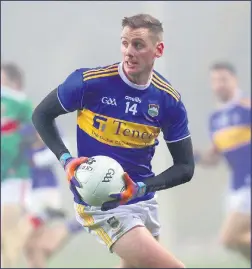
[220,211,251,245]
[37,223,69,254]
[112,226,184,268]
[118,234,160,268]
[221,187,251,240]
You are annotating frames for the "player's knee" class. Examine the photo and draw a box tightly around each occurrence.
[220,234,237,250]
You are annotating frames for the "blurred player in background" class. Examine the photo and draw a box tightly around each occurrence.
[1,63,34,268]
[23,127,84,268]
[23,129,65,267]
[195,62,251,262]
[26,217,84,268]
[32,14,195,268]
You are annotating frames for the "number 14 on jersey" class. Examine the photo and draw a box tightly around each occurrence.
[125,102,138,115]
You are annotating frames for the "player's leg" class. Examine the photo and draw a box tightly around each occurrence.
[24,223,47,268]
[24,187,65,268]
[220,187,251,261]
[75,201,184,268]
[38,218,83,255]
[117,198,161,268]
[117,235,160,268]
[24,218,84,268]
[113,226,184,268]
[220,211,251,260]
[114,199,183,268]
[1,204,23,268]
[1,179,33,268]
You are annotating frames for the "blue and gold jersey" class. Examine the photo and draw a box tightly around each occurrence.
[209,97,251,190]
[57,62,190,202]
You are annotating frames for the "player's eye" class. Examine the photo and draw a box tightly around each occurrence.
[134,42,144,50]
[122,41,128,48]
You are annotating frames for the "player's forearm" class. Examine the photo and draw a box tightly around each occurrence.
[32,89,70,160]
[144,137,195,192]
[194,150,220,166]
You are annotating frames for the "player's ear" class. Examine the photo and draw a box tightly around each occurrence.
[155,42,164,58]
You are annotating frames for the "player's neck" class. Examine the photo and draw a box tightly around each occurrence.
[225,88,240,103]
[1,81,21,91]
[122,62,152,86]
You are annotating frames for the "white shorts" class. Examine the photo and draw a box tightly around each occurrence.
[1,178,31,206]
[75,197,160,252]
[225,186,251,214]
[25,187,62,216]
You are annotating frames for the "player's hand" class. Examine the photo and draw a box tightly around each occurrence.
[101,172,146,211]
[61,155,88,205]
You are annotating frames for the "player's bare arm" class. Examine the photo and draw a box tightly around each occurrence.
[194,145,221,166]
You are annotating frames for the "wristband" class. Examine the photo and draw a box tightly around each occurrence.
[60,153,72,168]
[136,182,147,197]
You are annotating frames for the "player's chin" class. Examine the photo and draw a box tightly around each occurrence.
[124,65,141,76]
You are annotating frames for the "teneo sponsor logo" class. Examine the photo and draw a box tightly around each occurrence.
[125,96,141,103]
[93,117,156,141]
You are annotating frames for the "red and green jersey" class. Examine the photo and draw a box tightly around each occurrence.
[1,86,33,181]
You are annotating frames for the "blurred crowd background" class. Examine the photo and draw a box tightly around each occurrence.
[1,1,251,268]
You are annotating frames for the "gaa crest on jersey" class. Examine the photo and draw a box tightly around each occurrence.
[148,104,159,117]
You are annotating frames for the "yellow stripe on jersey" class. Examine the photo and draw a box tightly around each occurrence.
[213,125,251,151]
[83,66,118,78]
[76,204,113,248]
[77,109,160,148]
[83,64,119,81]
[83,71,119,81]
[152,79,179,101]
[152,73,180,99]
[84,63,118,75]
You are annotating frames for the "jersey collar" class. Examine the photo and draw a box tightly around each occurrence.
[118,62,152,90]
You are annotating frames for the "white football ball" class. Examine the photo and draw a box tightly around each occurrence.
[74,155,125,206]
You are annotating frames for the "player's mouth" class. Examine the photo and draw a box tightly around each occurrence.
[125,61,138,68]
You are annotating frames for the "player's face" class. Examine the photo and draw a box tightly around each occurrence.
[210,69,237,102]
[1,70,22,90]
[121,27,164,78]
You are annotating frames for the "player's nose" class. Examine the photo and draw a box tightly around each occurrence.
[125,44,135,57]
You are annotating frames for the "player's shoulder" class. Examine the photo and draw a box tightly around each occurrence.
[238,97,251,109]
[80,62,119,83]
[151,70,181,102]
